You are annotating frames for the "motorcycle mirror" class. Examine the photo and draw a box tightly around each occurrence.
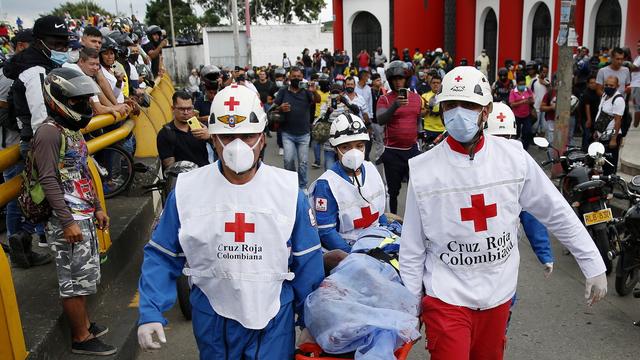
[587,142,605,157]
[533,137,549,148]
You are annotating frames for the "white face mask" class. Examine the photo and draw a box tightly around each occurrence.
[67,49,80,63]
[217,136,261,174]
[339,148,365,171]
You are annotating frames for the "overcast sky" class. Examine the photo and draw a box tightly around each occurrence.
[0,0,333,28]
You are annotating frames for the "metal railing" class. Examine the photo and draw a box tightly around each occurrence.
[0,73,175,360]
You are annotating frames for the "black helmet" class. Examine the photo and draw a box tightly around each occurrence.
[100,36,119,54]
[109,31,133,57]
[200,64,221,89]
[498,67,508,77]
[246,69,255,81]
[43,68,100,130]
[146,25,162,37]
[385,60,409,80]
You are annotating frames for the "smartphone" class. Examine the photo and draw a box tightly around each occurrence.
[331,96,338,109]
[187,116,202,130]
[398,88,408,99]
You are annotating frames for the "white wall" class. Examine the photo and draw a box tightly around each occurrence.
[521,0,555,71]
[475,0,500,75]
[342,0,389,57]
[162,44,205,84]
[250,24,333,66]
[202,24,332,68]
[583,0,628,50]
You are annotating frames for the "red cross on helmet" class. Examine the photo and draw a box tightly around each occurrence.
[208,85,266,134]
[485,102,516,136]
[436,66,493,107]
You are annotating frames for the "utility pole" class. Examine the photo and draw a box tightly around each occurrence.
[231,0,241,66]
[168,0,178,79]
[245,0,252,67]
[553,0,576,158]
[115,0,119,15]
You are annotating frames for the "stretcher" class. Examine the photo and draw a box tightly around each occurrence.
[295,342,414,360]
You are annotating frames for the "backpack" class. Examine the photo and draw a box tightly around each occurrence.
[0,83,20,147]
[18,123,66,223]
[594,94,623,133]
[311,118,331,143]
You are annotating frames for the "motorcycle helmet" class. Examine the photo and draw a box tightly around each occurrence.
[43,68,101,130]
[146,25,162,37]
[200,64,221,90]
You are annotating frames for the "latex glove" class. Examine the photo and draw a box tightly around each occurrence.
[584,272,607,306]
[138,322,166,350]
[543,262,553,278]
[296,328,316,346]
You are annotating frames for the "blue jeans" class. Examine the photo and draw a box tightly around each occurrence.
[324,149,337,171]
[282,132,310,189]
[312,141,322,165]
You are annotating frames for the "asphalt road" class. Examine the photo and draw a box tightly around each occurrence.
[137,135,640,360]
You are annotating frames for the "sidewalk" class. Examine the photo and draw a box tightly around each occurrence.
[619,124,640,177]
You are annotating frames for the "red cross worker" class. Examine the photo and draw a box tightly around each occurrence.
[310,113,388,252]
[400,66,608,360]
[137,85,324,358]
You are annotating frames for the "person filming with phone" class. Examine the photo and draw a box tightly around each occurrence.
[156,91,211,170]
[376,60,422,214]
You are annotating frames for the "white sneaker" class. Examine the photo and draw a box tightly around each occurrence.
[278,148,284,156]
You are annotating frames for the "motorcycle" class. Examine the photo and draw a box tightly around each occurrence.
[591,174,640,296]
[534,137,615,274]
[143,161,199,320]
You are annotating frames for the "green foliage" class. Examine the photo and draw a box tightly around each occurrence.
[145,0,201,39]
[195,0,325,24]
[44,1,113,19]
[201,8,222,27]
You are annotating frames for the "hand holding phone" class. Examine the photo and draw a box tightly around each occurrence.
[397,88,409,107]
[187,116,202,130]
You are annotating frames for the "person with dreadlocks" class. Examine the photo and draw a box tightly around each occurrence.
[309,113,388,253]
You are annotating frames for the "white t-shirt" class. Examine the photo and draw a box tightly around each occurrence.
[531,76,549,110]
[631,56,640,88]
[596,94,626,131]
[101,65,125,103]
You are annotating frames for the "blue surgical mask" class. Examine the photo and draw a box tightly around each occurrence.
[443,107,481,143]
[517,85,526,91]
[50,50,69,65]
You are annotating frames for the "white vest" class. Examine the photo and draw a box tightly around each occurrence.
[408,136,524,309]
[175,162,299,329]
[314,161,386,244]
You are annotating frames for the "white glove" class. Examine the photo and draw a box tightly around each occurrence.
[138,322,166,350]
[584,272,607,306]
[296,328,316,346]
[543,262,553,278]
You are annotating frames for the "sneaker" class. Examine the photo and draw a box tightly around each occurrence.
[38,234,49,248]
[311,162,321,169]
[71,337,117,356]
[278,148,284,156]
[89,322,109,338]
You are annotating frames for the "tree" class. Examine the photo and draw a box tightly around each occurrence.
[201,8,221,27]
[146,0,201,40]
[195,0,325,24]
[44,1,113,19]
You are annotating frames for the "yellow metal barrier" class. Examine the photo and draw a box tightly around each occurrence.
[0,75,175,360]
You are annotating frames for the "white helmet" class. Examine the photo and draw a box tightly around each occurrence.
[329,113,370,147]
[485,102,516,136]
[208,84,266,134]
[436,66,492,106]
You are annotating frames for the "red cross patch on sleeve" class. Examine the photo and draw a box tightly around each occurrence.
[315,197,327,212]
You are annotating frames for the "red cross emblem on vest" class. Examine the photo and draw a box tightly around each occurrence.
[353,206,379,229]
[224,96,240,111]
[496,112,506,122]
[225,213,255,242]
[460,194,497,232]
[454,75,463,82]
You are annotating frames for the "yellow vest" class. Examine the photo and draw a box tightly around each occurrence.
[421,91,444,132]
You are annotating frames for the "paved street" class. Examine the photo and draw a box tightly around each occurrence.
[137,135,640,360]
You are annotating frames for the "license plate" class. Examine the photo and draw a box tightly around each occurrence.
[583,208,613,226]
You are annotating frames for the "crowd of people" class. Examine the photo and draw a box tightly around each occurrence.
[0,10,639,358]
[0,13,175,355]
